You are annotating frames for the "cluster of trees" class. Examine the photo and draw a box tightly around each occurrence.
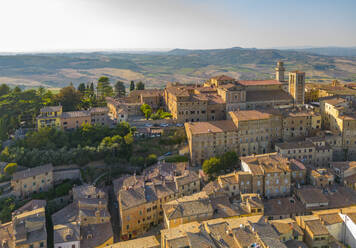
[140,104,172,120]
[0,84,50,141]
[130,81,145,91]
[0,122,136,167]
[158,129,187,145]
[202,151,239,177]
[0,197,25,223]
[0,76,146,141]
[129,153,158,167]
[0,76,150,142]
[141,104,153,119]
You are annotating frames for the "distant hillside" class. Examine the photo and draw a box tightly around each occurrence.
[0,47,355,89]
[291,47,356,57]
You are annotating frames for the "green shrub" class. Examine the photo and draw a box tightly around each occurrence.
[4,163,17,175]
[130,156,145,167]
[146,154,158,166]
[165,155,188,163]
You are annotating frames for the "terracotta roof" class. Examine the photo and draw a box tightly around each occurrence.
[276,141,315,150]
[251,222,286,248]
[219,172,238,186]
[80,222,113,248]
[108,236,160,248]
[270,219,303,236]
[61,111,90,118]
[285,240,308,248]
[53,222,80,244]
[185,120,237,135]
[296,187,328,205]
[239,79,282,86]
[90,107,109,113]
[305,219,329,236]
[163,192,213,220]
[233,227,261,247]
[246,89,293,102]
[323,97,348,106]
[240,153,291,174]
[319,213,343,225]
[229,110,273,121]
[263,197,305,216]
[12,164,53,181]
[15,200,46,214]
[40,106,62,113]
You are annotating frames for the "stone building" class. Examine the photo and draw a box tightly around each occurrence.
[310,168,334,188]
[162,191,213,229]
[128,89,164,110]
[114,162,200,240]
[185,107,320,166]
[275,138,333,167]
[203,154,306,199]
[0,200,47,248]
[52,185,113,248]
[37,106,111,130]
[320,97,356,159]
[295,215,331,248]
[165,62,305,123]
[241,153,298,198]
[289,71,305,105]
[11,164,53,198]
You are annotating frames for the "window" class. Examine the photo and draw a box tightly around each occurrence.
[40,243,44,248]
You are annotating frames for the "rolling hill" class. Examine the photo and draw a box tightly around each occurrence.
[0,47,355,89]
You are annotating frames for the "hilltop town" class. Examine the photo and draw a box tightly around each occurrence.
[1,61,356,248]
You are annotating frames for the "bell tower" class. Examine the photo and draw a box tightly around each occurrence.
[275,61,285,82]
[289,71,305,105]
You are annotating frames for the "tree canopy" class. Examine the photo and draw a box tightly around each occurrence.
[97,77,113,98]
[140,104,152,120]
[4,163,17,175]
[136,81,145,90]
[202,157,221,176]
[114,81,126,98]
[202,151,239,177]
[53,86,82,111]
[130,81,135,91]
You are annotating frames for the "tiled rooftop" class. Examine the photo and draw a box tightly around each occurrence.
[108,235,160,248]
[239,79,282,86]
[229,109,273,121]
[12,164,53,181]
[185,120,237,134]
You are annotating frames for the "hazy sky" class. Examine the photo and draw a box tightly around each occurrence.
[1,0,356,52]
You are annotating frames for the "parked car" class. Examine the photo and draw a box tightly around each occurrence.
[176,123,184,127]
[160,123,169,127]
[163,152,172,156]
[144,123,153,127]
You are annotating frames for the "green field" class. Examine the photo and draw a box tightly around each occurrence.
[0,47,356,89]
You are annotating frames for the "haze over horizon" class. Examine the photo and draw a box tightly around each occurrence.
[1,0,356,53]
